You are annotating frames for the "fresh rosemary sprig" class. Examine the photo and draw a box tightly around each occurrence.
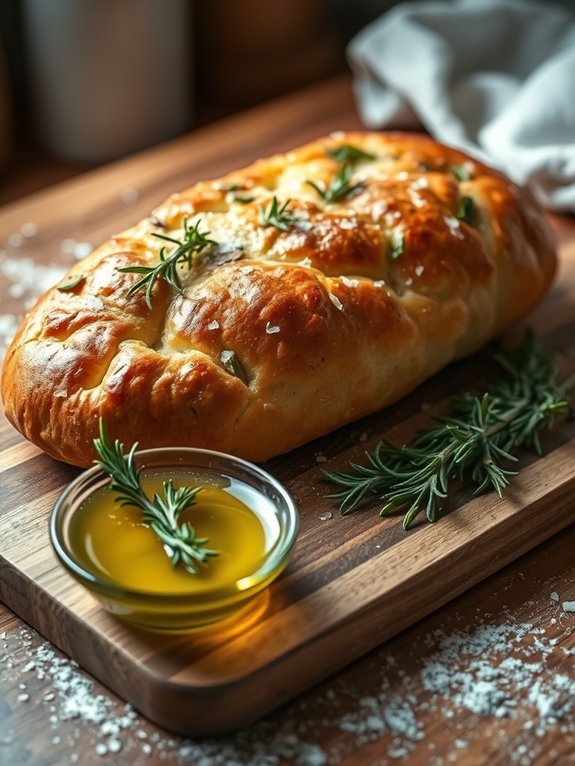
[325,332,574,529]
[119,218,216,308]
[93,419,219,573]
[327,145,375,164]
[457,195,477,225]
[306,164,363,205]
[260,196,299,232]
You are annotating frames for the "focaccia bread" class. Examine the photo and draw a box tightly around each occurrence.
[1,132,556,466]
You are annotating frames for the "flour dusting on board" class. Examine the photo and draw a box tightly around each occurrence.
[0,237,72,355]
[2,594,575,765]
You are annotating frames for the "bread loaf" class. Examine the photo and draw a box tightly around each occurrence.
[1,133,556,466]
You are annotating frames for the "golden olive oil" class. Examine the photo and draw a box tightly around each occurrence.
[69,474,275,596]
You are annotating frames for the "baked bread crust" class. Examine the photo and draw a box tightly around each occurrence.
[1,132,556,466]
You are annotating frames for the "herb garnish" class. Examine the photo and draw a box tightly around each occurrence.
[233,194,255,204]
[220,349,249,384]
[57,274,86,292]
[457,195,477,225]
[450,164,471,182]
[306,164,363,205]
[388,230,404,261]
[260,196,300,232]
[327,145,376,164]
[119,218,216,308]
[93,419,219,573]
[324,332,573,528]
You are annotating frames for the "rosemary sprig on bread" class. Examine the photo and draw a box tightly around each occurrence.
[119,217,216,308]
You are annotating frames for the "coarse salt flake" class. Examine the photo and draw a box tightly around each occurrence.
[415,265,425,276]
[551,592,560,602]
[340,276,359,288]
[444,215,464,240]
[562,601,575,613]
[329,293,344,311]
[265,322,280,334]
[408,189,427,208]
[207,320,220,331]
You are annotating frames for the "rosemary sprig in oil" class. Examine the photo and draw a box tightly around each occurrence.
[119,218,216,308]
[325,332,574,528]
[93,420,219,573]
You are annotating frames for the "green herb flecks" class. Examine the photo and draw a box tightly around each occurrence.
[93,419,219,573]
[457,195,477,225]
[259,196,300,232]
[450,164,471,182]
[57,274,86,292]
[306,164,363,205]
[220,349,249,385]
[327,145,376,165]
[388,230,404,261]
[119,218,216,308]
[324,332,574,529]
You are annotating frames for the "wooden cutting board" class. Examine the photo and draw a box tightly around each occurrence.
[1,78,575,737]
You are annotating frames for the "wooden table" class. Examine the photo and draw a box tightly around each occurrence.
[1,76,575,766]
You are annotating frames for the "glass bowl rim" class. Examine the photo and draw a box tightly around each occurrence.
[49,446,299,606]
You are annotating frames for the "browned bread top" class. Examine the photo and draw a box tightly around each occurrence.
[1,132,556,466]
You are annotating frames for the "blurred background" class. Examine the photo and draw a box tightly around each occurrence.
[0,0,400,207]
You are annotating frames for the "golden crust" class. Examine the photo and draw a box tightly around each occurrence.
[1,132,557,466]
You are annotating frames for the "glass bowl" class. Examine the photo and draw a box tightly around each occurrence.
[50,448,299,633]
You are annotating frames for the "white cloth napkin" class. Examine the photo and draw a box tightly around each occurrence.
[348,0,575,211]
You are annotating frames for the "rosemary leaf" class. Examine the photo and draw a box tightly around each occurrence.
[327,145,376,164]
[57,274,86,292]
[325,331,573,529]
[306,164,363,205]
[220,349,249,385]
[119,218,216,308]
[260,196,299,232]
[450,163,471,181]
[93,419,219,573]
[457,196,477,225]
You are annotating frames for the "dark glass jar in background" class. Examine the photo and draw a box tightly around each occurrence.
[23,0,192,163]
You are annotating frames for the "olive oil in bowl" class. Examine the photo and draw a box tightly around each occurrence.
[51,449,299,632]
